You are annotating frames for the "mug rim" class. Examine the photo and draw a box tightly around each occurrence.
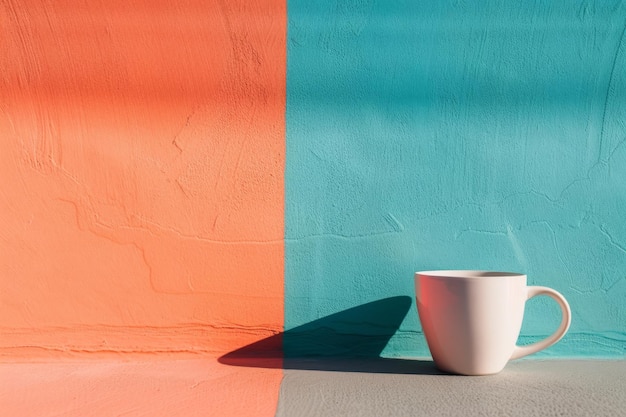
[416,270,525,279]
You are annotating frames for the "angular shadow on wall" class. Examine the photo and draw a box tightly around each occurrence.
[219,296,442,375]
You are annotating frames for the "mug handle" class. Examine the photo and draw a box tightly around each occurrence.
[510,286,571,360]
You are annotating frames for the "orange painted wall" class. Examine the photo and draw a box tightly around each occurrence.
[0,0,285,358]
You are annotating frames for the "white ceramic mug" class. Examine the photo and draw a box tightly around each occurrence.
[415,270,571,375]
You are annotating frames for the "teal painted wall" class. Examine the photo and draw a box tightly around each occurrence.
[286,1,626,358]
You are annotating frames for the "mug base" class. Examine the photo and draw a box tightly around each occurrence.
[434,362,505,376]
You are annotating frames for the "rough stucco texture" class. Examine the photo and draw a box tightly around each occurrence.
[285,1,626,357]
[0,0,286,358]
[1,0,625,372]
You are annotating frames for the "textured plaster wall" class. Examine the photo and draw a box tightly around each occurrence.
[286,0,626,357]
[1,0,624,370]
[0,0,285,358]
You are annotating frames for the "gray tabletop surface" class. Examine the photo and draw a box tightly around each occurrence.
[275,359,626,417]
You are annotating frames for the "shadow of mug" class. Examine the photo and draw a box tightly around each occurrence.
[219,296,443,375]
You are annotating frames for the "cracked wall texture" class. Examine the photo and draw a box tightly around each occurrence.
[285,0,626,357]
